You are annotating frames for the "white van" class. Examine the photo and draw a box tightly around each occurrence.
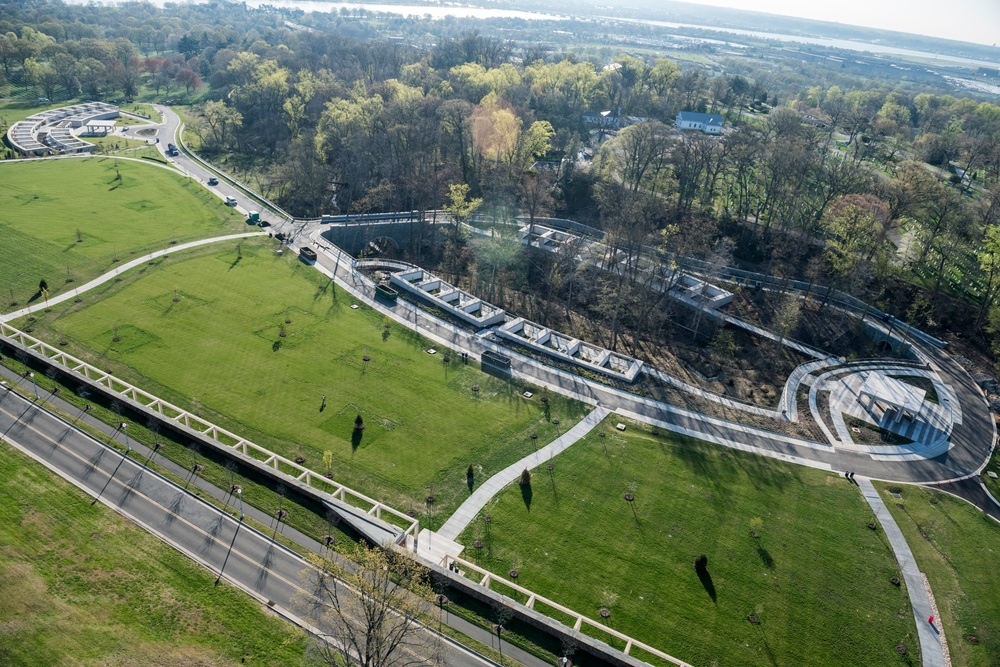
[225,196,238,207]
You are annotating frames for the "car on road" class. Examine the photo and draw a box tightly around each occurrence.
[207,177,219,186]
[225,196,238,207]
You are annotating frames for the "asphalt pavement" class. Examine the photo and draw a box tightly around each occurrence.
[0,378,531,667]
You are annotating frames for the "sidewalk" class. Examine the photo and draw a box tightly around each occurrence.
[437,406,609,542]
[857,477,947,667]
[0,231,266,324]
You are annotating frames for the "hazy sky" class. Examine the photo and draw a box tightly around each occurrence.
[676,0,1000,47]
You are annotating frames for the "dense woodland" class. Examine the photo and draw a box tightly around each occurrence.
[3,1,1000,373]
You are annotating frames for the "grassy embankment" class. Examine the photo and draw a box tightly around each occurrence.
[0,157,245,305]
[877,482,1000,667]
[22,240,587,522]
[459,418,920,667]
[0,443,310,666]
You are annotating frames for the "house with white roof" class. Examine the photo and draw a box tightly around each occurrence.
[675,111,724,134]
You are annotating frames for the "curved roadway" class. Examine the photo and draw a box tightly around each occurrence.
[309,243,997,486]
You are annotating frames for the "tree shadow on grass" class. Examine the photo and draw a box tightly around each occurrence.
[272,339,282,352]
[520,483,532,511]
[27,290,41,304]
[757,543,775,570]
[351,428,363,452]
[694,556,717,604]
[671,441,727,489]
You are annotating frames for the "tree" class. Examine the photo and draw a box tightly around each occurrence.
[977,222,1000,329]
[606,121,671,193]
[299,544,436,667]
[175,68,202,94]
[518,170,554,233]
[442,182,482,238]
[822,194,891,290]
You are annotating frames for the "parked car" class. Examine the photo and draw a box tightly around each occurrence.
[225,196,238,206]
[207,177,219,186]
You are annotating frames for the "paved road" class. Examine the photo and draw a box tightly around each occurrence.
[0,383,509,667]
[312,244,996,486]
[155,106,292,230]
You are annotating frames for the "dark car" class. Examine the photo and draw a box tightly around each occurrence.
[207,177,219,186]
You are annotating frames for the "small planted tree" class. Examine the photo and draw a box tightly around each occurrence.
[519,468,531,486]
[354,413,365,431]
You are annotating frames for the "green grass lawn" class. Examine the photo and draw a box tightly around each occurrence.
[84,134,157,153]
[24,239,586,520]
[0,157,245,305]
[983,448,1000,501]
[877,483,1000,667]
[459,419,919,667]
[0,443,309,666]
[0,99,66,127]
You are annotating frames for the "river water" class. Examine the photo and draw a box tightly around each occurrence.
[610,18,1000,69]
[63,0,1000,69]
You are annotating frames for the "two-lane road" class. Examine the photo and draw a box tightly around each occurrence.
[0,385,496,667]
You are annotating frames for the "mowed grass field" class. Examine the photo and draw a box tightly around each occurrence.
[0,443,309,666]
[26,239,585,518]
[460,420,919,667]
[877,483,1000,667]
[0,157,245,304]
[0,99,66,126]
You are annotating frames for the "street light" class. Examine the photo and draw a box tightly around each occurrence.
[28,372,37,400]
[216,488,244,585]
[93,425,131,506]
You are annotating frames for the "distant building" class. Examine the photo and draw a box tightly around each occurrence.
[675,111,724,134]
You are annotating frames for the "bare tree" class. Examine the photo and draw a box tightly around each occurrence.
[300,544,437,667]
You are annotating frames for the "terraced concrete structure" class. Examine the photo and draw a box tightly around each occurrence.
[497,316,644,382]
[6,102,118,155]
[390,267,506,327]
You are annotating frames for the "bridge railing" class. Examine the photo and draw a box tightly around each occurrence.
[0,321,419,543]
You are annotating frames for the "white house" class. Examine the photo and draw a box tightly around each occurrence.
[675,111,724,134]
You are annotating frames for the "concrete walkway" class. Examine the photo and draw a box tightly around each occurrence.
[857,477,947,667]
[0,231,267,324]
[437,406,610,541]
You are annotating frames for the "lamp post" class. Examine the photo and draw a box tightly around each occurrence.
[29,372,37,400]
[216,489,244,585]
[120,422,131,458]
[93,426,130,506]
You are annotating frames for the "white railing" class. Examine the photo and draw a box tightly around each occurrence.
[0,321,419,543]
[443,553,693,667]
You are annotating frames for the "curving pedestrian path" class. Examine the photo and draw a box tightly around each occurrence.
[857,477,947,667]
[437,405,609,542]
[0,231,267,324]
